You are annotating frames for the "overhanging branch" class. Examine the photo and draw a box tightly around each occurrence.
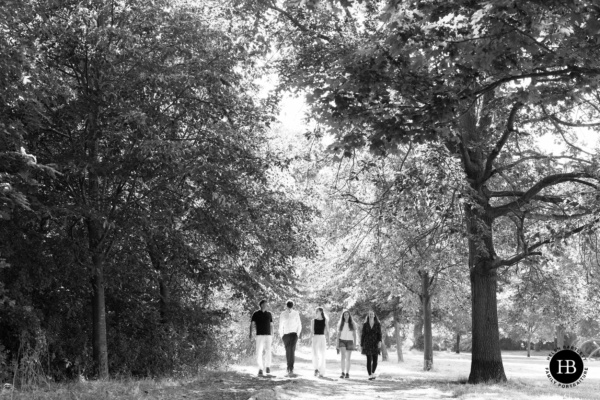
[492,217,600,269]
[490,172,596,218]
[488,190,563,204]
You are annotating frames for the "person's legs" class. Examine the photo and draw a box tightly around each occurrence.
[289,333,298,371]
[366,354,372,375]
[345,349,352,374]
[256,336,265,371]
[372,353,379,374]
[318,336,326,374]
[264,335,272,369]
[282,334,292,372]
[340,347,347,375]
[312,337,319,370]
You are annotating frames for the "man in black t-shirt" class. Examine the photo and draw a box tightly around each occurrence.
[249,299,273,376]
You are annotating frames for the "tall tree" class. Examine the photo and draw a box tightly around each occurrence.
[3,0,313,378]
[273,0,600,383]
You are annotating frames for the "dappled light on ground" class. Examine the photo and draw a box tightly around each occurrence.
[1,349,598,399]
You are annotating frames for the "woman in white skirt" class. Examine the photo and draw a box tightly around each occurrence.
[311,307,329,377]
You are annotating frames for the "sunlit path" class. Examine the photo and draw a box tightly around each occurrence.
[229,348,600,400]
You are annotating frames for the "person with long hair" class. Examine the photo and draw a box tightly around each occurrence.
[336,310,358,379]
[361,309,382,380]
[311,307,329,377]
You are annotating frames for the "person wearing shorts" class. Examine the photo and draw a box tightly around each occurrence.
[336,310,358,379]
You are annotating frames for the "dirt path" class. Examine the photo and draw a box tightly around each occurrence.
[143,349,454,400]
[227,350,454,400]
[134,348,599,400]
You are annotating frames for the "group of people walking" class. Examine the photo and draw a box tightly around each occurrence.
[249,300,382,380]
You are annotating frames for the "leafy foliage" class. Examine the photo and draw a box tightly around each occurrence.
[0,0,314,379]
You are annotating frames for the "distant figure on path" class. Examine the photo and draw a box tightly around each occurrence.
[311,307,329,377]
[249,299,273,376]
[361,309,382,380]
[279,300,302,376]
[336,310,358,379]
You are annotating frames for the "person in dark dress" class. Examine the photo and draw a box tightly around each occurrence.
[360,310,382,380]
[249,299,273,376]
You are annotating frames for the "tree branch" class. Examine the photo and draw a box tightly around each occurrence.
[469,66,600,99]
[483,102,522,180]
[525,212,589,221]
[492,217,600,269]
[488,190,563,204]
[493,154,592,175]
[541,106,594,156]
[490,172,595,218]
[266,2,331,42]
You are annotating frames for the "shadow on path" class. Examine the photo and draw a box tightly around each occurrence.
[234,354,456,400]
[148,352,457,400]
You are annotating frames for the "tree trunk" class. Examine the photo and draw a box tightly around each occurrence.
[556,325,565,348]
[86,101,109,379]
[91,252,109,379]
[422,271,433,371]
[381,332,389,361]
[527,328,531,357]
[147,239,170,323]
[412,302,424,350]
[468,265,506,383]
[455,330,461,354]
[466,205,507,384]
[394,307,404,362]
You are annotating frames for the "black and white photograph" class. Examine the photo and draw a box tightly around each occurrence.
[1,1,599,399]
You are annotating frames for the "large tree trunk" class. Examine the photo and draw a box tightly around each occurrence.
[91,250,109,379]
[466,205,507,384]
[394,306,404,362]
[469,265,506,383]
[422,271,433,371]
[527,328,531,357]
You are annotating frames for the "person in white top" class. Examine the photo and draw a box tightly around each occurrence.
[336,310,358,379]
[279,300,302,376]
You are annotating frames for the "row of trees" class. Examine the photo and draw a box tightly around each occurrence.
[1,0,314,380]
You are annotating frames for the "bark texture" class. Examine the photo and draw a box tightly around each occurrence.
[422,271,433,371]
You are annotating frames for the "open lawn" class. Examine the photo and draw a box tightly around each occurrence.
[1,347,598,400]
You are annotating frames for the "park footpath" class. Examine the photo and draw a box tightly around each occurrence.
[239,348,454,400]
